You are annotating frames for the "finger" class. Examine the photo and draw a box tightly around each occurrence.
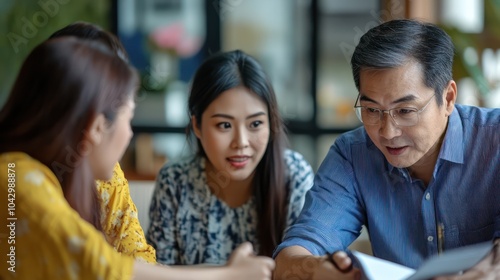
[331,251,353,273]
[492,243,500,264]
[257,256,276,270]
[229,242,253,263]
[236,242,254,256]
[353,268,362,280]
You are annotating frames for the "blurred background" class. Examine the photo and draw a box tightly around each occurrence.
[2,0,500,180]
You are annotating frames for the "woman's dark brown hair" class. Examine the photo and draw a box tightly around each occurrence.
[0,37,138,227]
[49,21,129,63]
[188,50,289,257]
[47,21,130,229]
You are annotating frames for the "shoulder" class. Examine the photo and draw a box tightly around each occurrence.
[157,156,203,182]
[335,126,370,148]
[155,156,205,195]
[0,153,84,240]
[283,149,314,191]
[319,127,378,167]
[454,104,500,127]
[284,149,312,173]
[452,105,500,157]
[96,162,127,195]
[0,153,135,278]
[1,152,63,201]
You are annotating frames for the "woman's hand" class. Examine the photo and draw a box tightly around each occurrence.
[226,242,275,280]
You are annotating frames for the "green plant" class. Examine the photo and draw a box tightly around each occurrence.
[440,0,500,101]
[0,0,110,108]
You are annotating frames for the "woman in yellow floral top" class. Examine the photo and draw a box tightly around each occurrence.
[97,163,156,263]
[0,153,136,279]
[50,22,156,263]
[0,36,274,280]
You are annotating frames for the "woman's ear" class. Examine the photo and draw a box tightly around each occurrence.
[87,114,107,145]
[192,116,202,139]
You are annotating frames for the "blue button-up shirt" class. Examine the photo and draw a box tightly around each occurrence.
[275,105,500,269]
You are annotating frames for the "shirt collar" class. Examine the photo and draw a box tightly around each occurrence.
[438,107,464,164]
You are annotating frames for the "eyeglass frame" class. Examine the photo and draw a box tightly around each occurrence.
[353,94,436,127]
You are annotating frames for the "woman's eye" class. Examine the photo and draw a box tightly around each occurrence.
[250,120,263,128]
[217,122,231,129]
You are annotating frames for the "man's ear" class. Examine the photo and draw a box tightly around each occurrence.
[443,80,457,117]
[192,116,201,139]
[87,114,107,145]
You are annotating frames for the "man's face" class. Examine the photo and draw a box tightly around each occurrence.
[358,61,456,174]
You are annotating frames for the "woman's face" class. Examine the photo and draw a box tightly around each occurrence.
[89,97,135,180]
[193,86,270,187]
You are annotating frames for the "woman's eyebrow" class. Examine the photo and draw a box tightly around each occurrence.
[210,111,267,120]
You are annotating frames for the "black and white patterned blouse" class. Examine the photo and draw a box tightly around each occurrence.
[147,149,314,265]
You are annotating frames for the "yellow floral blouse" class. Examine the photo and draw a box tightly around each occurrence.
[96,163,156,263]
[0,152,134,280]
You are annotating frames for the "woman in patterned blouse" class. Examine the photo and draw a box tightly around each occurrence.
[0,38,274,280]
[147,50,315,265]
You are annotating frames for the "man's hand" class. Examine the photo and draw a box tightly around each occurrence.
[274,246,360,280]
[434,242,500,280]
[311,251,360,280]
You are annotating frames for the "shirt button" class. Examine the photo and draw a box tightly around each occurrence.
[428,236,434,242]
[425,193,431,200]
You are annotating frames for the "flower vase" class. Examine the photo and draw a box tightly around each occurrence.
[148,51,179,92]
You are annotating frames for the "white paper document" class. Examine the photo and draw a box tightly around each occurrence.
[352,242,493,280]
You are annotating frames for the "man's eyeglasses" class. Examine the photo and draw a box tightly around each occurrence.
[353,94,435,127]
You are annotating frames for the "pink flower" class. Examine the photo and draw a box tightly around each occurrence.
[149,22,202,57]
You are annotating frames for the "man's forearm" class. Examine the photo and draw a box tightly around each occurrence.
[274,249,324,280]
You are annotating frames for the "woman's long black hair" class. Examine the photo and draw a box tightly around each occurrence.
[188,50,289,256]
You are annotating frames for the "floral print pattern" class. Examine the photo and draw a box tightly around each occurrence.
[96,163,156,263]
[0,152,134,280]
[147,150,314,265]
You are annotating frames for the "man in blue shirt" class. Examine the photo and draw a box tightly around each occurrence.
[274,19,500,280]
